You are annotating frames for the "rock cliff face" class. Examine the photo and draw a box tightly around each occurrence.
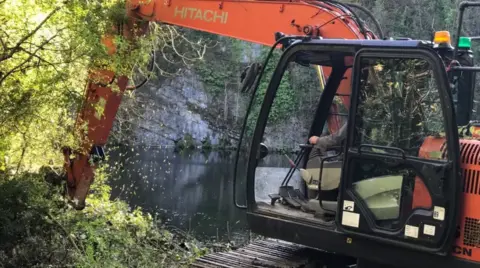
[122,68,317,151]
[112,34,256,149]
[112,32,319,151]
[132,69,243,147]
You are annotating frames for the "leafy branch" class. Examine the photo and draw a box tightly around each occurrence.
[0,33,60,85]
[0,5,62,62]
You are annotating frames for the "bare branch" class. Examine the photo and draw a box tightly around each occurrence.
[0,33,59,85]
[160,46,176,64]
[154,62,179,77]
[19,47,55,65]
[0,6,61,62]
[170,27,209,58]
[167,26,202,64]
[21,41,79,53]
[17,44,86,66]
[15,132,28,174]
[0,36,6,51]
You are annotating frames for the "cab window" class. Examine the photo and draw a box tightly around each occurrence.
[354,57,447,158]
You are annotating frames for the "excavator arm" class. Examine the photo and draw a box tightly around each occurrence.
[130,0,372,44]
[64,0,379,209]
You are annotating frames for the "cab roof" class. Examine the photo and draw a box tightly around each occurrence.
[293,38,430,48]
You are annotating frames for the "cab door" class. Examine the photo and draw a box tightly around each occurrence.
[232,41,286,209]
[337,48,462,255]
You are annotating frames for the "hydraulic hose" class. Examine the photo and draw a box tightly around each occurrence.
[344,3,385,39]
[319,0,369,38]
[127,49,156,90]
[316,1,384,40]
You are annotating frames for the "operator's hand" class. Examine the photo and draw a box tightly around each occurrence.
[309,136,319,145]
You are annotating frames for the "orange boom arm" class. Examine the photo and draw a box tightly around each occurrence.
[64,0,376,209]
[130,0,369,45]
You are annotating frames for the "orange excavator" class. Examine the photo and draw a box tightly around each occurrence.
[62,0,480,267]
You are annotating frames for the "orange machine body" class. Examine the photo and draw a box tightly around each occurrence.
[418,135,480,262]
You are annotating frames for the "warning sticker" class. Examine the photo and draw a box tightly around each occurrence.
[433,206,445,221]
[342,211,360,228]
[424,224,436,236]
[405,225,419,238]
[343,200,355,212]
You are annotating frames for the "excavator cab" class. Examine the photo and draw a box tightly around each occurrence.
[234,37,464,267]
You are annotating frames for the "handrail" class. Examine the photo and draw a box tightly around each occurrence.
[454,1,480,61]
[358,144,406,159]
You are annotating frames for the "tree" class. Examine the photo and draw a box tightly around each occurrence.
[0,0,206,172]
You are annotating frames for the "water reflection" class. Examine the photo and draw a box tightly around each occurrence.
[106,146,287,243]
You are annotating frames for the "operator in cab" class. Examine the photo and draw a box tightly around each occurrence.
[309,123,347,153]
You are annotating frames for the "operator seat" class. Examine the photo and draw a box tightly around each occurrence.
[300,148,404,220]
[300,148,343,214]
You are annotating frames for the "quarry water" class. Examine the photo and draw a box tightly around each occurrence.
[106,146,286,245]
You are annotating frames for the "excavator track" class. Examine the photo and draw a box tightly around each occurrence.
[190,239,355,268]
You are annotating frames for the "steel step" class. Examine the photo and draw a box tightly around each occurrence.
[190,239,333,268]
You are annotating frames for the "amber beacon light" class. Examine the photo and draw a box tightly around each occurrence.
[433,31,452,45]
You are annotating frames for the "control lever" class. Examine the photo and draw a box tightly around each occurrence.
[299,143,313,149]
[284,154,299,170]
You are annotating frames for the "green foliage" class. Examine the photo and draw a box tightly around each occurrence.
[357,58,445,151]
[172,32,261,147]
[355,0,458,39]
[244,48,320,137]
[175,133,196,150]
[193,36,248,97]
[0,170,210,268]
[244,48,280,135]
[0,0,159,171]
[201,135,212,150]
[217,136,234,150]
[0,2,217,266]
[0,139,7,172]
[261,55,296,124]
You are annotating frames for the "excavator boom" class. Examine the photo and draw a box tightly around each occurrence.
[130,0,371,45]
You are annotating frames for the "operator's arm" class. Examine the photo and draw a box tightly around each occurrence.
[310,122,347,152]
